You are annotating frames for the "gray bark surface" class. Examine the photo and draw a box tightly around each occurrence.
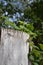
[0,28,31,65]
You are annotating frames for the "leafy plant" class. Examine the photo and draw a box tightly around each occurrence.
[0,0,43,65]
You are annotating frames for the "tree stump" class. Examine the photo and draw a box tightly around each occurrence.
[0,28,31,65]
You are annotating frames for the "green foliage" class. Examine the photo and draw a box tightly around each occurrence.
[31,0,43,20]
[3,19,35,35]
[24,0,43,65]
[24,7,31,19]
[39,44,43,51]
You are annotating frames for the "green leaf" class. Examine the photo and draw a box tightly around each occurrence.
[29,42,34,47]
[32,49,40,57]
[39,44,43,50]
[25,23,34,31]
[33,62,39,65]
[18,21,24,25]
[29,55,34,61]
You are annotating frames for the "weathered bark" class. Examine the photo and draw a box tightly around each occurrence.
[0,28,31,65]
